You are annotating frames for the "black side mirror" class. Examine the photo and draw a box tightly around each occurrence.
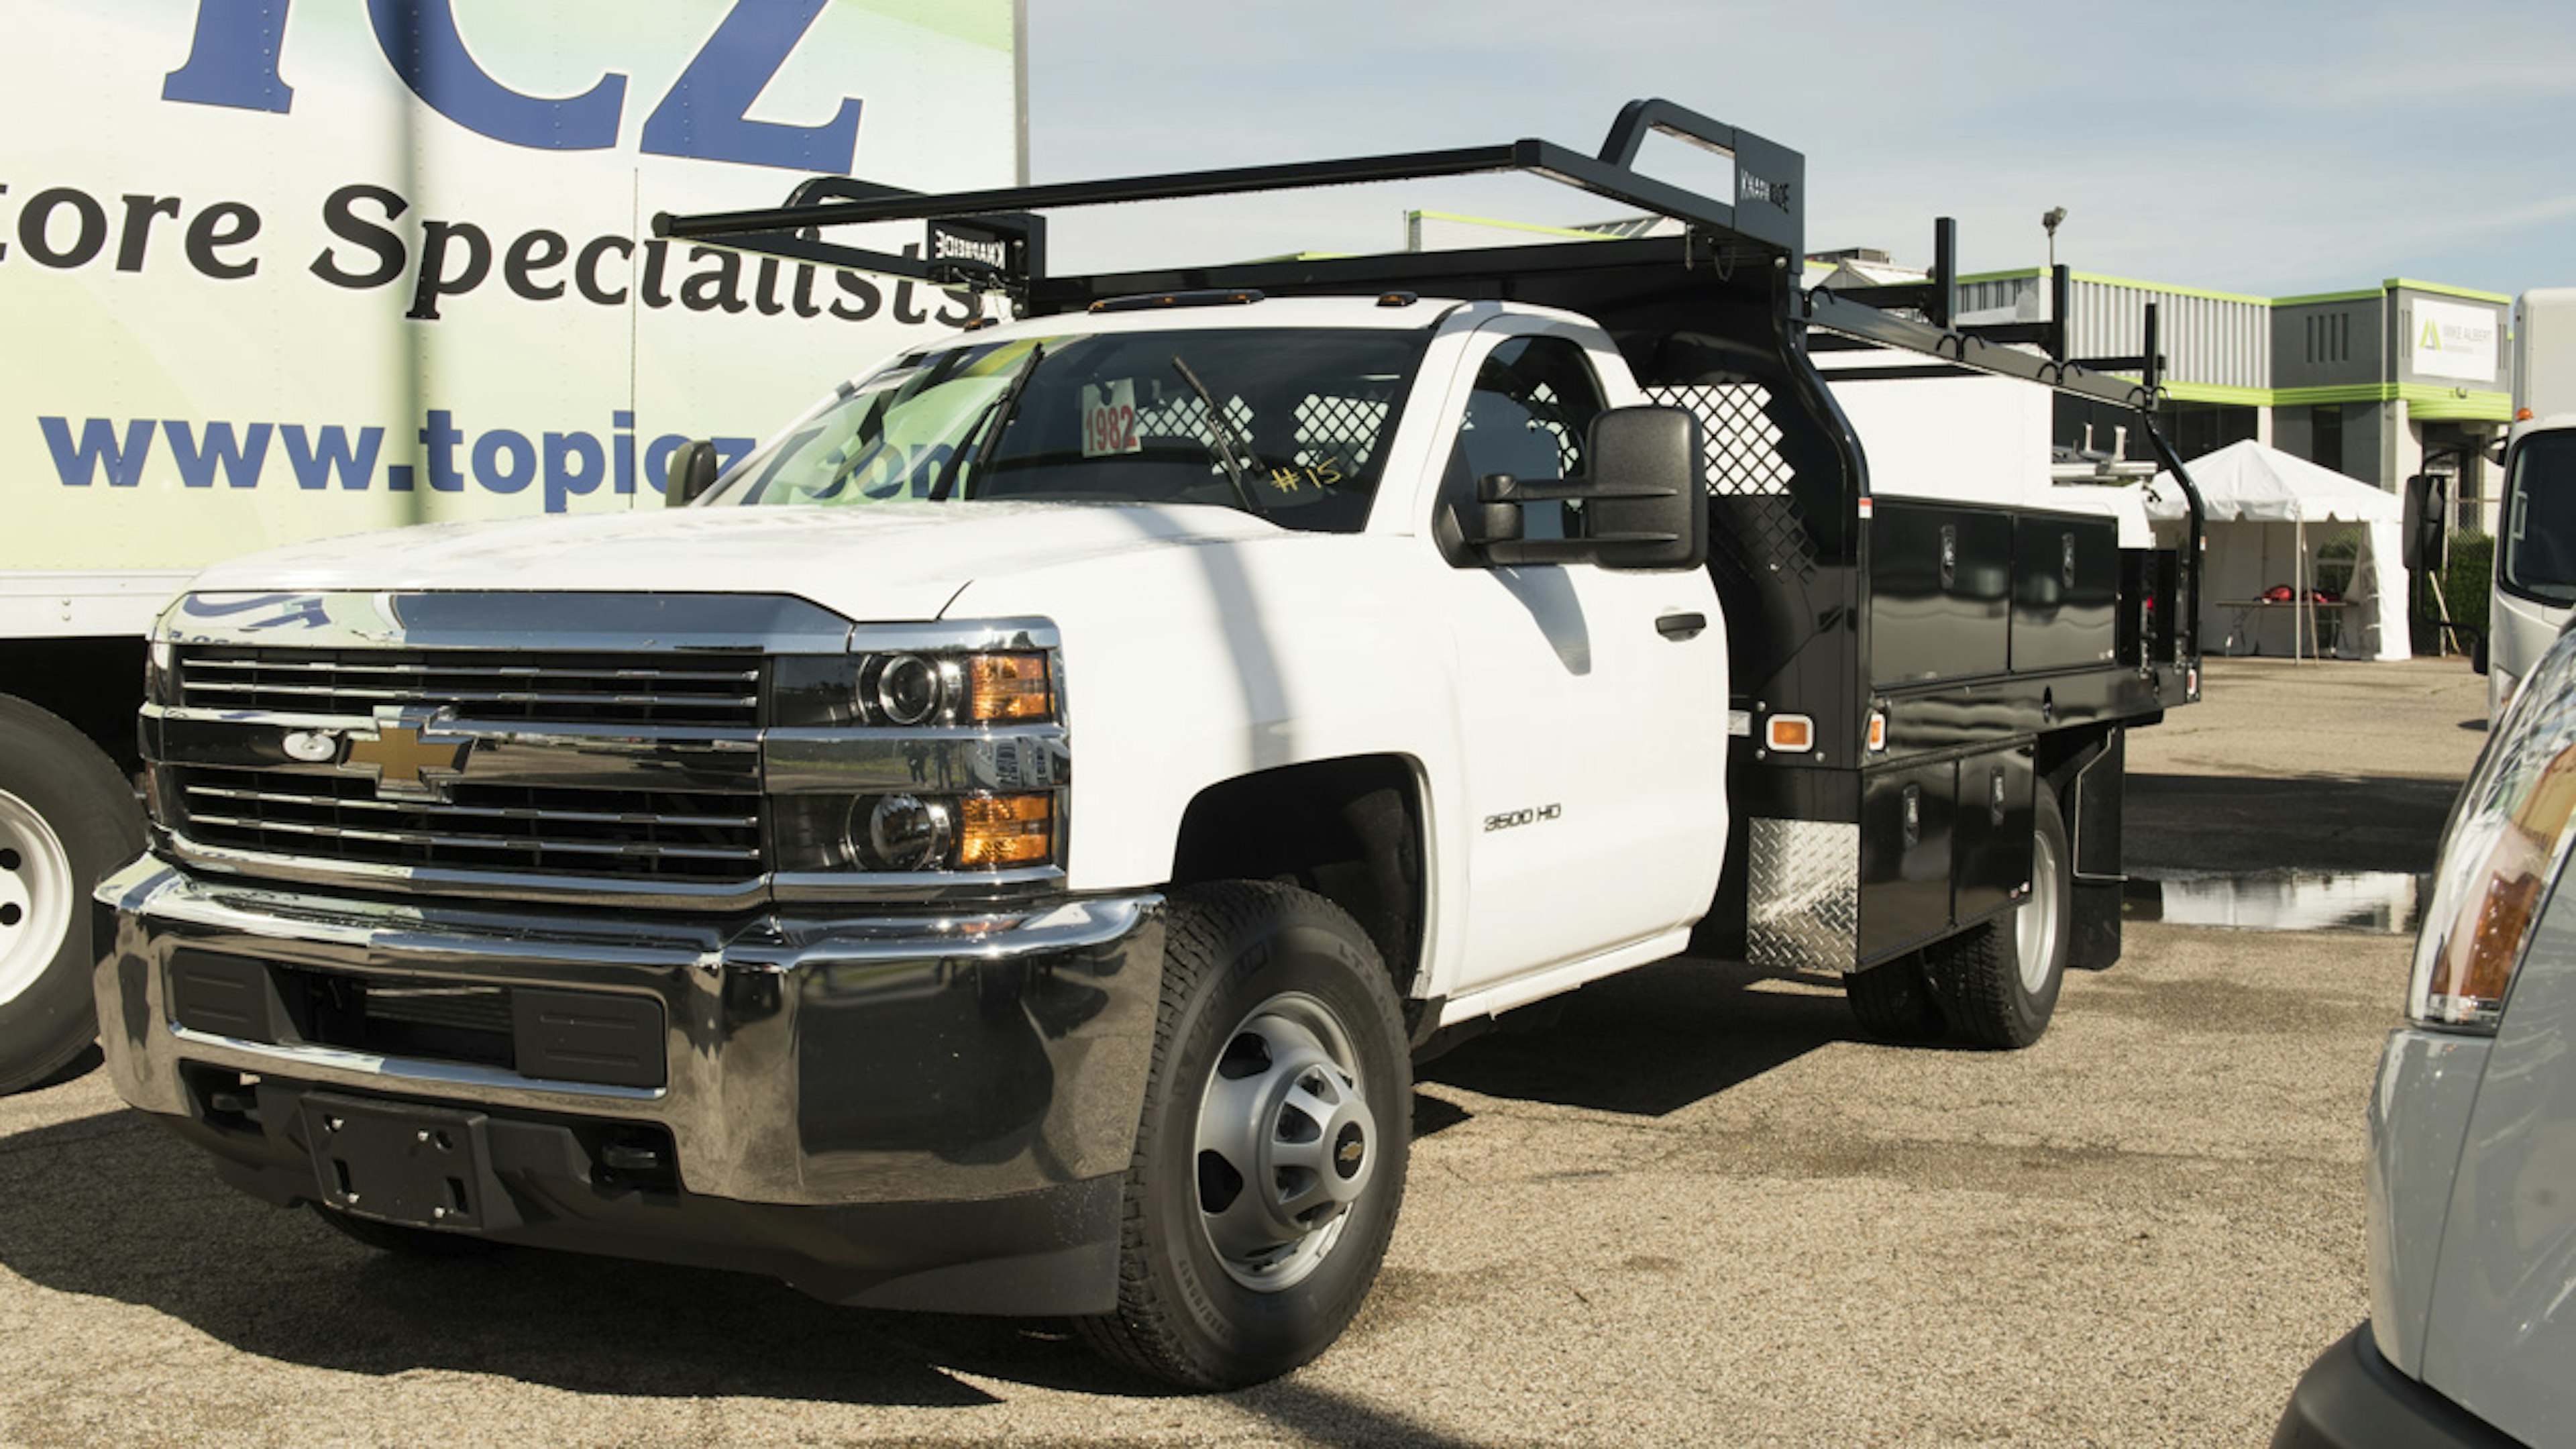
[1468,406,1706,571]
[2404,473,2447,572]
[664,439,720,508]
[1585,406,1705,572]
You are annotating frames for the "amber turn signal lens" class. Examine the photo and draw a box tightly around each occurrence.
[968,653,1053,722]
[1765,714,1814,753]
[958,794,1053,867]
[2422,743,2576,1024]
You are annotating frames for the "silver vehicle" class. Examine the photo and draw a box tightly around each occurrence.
[2275,627,2576,1447]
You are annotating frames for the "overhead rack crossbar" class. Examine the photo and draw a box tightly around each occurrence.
[653,95,2204,561]
[654,98,1804,296]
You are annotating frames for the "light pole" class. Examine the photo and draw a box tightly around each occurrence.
[2042,206,2068,270]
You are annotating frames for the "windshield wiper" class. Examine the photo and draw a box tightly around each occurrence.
[1169,355,1264,517]
[932,342,1044,502]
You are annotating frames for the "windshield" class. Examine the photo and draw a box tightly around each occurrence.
[706,327,1430,533]
[2504,432,2576,604]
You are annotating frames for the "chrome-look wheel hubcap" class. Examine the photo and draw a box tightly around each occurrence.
[2018,826,2064,996]
[1193,991,1376,1293]
[0,790,71,1006]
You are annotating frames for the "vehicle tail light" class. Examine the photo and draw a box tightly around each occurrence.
[1765,715,1814,753]
[2411,635,2576,1030]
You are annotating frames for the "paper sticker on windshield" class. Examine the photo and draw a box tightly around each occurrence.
[1081,380,1140,458]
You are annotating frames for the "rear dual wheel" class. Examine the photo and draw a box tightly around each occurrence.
[1845,786,2072,1050]
[1078,881,1410,1389]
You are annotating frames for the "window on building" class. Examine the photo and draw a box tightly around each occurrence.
[2314,405,2344,474]
[2304,313,2351,365]
[2157,402,2257,460]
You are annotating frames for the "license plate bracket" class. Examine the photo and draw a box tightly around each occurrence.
[300,1093,515,1232]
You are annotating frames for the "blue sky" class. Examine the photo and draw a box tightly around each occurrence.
[1024,0,2576,300]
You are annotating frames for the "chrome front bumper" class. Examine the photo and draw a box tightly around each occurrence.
[94,857,1163,1209]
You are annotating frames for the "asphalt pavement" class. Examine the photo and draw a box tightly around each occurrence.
[0,656,2487,1447]
[2127,655,2488,875]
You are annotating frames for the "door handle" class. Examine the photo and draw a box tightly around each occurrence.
[1656,611,1707,641]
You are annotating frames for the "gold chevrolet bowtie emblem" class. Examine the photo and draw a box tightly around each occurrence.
[341,720,473,800]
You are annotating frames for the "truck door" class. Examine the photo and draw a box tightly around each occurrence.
[1434,329,1727,994]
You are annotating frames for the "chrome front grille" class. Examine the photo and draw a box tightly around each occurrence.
[174,647,763,729]
[172,766,764,883]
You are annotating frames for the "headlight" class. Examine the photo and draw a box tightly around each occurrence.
[2411,633,2576,1030]
[774,792,1057,874]
[775,649,1054,727]
[869,654,947,726]
[864,793,955,870]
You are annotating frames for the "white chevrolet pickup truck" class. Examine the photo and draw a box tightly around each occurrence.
[94,102,2206,1387]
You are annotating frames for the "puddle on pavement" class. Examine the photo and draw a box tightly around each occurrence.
[2125,870,2430,935]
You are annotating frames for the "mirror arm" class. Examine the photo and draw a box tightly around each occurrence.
[1456,472,1527,551]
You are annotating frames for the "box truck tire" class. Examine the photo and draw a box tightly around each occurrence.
[0,698,144,1094]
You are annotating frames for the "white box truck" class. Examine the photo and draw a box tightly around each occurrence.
[92,99,2209,1386]
[0,0,1023,1089]
[2485,288,2576,715]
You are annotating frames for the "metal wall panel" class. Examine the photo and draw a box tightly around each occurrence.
[2072,280,2269,391]
[1949,274,2270,390]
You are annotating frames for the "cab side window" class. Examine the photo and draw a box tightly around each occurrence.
[1444,336,1607,542]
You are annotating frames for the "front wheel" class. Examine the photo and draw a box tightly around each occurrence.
[1077,881,1410,1389]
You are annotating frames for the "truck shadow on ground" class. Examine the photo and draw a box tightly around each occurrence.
[2127,771,2465,876]
[0,1101,1493,1443]
[0,967,1850,1428]
[1420,956,1858,1118]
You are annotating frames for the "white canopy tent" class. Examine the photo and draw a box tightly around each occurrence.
[2144,440,2409,661]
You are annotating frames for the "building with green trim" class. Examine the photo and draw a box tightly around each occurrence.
[1945,268,2510,528]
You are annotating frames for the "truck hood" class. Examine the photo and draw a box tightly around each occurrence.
[184,501,1281,623]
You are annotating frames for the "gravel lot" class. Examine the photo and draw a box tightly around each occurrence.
[0,657,2489,1447]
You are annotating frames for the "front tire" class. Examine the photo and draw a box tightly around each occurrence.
[1925,784,2073,1049]
[0,698,144,1095]
[1077,881,1410,1389]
